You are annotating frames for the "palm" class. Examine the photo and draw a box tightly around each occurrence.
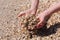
[18,9,36,17]
[36,14,46,29]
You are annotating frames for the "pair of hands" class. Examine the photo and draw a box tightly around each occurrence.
[18,9,47,29]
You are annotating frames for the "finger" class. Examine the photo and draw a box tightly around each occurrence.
[36,16,39,20]
[31,12,36,15]
[36,21,42,27]
[36,17,44,27]
[36,21,47,29]
[36,24,44,29]
[37,17,43,25]
[18,12,25,17]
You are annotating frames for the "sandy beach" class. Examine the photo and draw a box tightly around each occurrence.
[0,0,60,40]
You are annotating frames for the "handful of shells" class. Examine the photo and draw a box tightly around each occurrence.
[19,14,39,30]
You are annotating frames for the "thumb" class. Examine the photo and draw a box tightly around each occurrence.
[18,12,25,17]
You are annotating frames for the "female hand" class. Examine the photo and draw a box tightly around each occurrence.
[18,9,36,17]
[35,12,48,29]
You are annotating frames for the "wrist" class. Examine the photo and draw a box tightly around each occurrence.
[30,7,37,11]
[30,8,37,14]
[55,2,60,9]
[40,10,49,17]
[44,3,60,17]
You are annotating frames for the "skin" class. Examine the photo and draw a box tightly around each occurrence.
[18,0,60,29]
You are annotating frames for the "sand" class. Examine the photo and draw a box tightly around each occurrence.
[0,0,60,40]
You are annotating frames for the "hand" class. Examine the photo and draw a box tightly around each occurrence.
[18,9,36,17]
[35,13,47,29]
